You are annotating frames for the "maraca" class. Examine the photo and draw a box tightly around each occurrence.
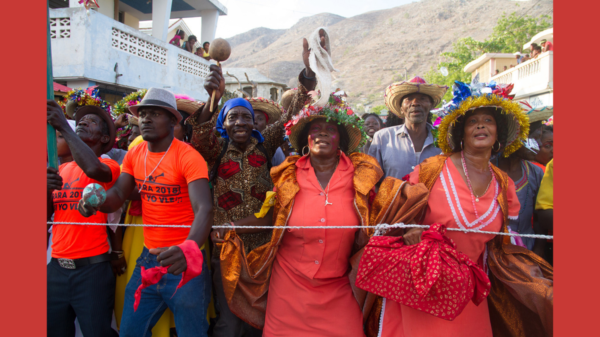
[81,183,107,208]
[208,38,231,111]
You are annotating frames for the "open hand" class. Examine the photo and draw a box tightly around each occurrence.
[149,246,187,275]
[302,29,327,78]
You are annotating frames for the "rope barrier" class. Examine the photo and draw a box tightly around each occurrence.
[47,222,554,239]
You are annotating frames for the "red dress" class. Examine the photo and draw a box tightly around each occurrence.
[379,157,519,337]
[263,153,365,337]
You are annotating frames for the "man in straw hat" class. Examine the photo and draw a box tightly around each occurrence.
[46,99,122,337]
[368,76,448,179]
[77,88,214,336]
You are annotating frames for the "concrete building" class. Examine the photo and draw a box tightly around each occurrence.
[223,68,287,103]
[50,0,227,103]
[463,28,553,107]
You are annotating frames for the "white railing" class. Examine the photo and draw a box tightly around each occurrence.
[111,28,168,65]
[490,51,553,99]
[50,17,71,39]
[50,8,212,101]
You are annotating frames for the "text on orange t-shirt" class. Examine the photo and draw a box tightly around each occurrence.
[121,138,209,249]
[51,158,121,259]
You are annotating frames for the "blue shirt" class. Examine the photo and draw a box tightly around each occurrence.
[368,123,442,179]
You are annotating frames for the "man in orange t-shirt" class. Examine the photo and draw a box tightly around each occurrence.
[46,101,121,337]
[78,88,214,336]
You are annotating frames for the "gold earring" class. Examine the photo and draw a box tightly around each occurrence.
[302,146,310,156]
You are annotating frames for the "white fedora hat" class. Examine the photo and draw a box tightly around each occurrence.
[129,88,183,123]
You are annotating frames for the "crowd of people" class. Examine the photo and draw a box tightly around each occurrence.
[46,28,554,337]
[169,29,211,61]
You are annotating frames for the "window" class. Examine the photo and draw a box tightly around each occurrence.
[243,86,253,97]
[118,11,125,24]
[270,88,278,101]
[49,0,69,9]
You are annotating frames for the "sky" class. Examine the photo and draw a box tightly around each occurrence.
[183,0,417,39]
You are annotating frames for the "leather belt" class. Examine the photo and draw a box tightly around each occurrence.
[55,253,111,270]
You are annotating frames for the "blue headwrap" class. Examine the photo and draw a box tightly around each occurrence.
[215,98,265,143]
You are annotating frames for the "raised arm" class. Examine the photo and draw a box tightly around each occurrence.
[187,65,226,168]
[47,100,113,183]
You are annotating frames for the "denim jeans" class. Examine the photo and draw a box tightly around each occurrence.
[119,247,211,337]
[47,259,119,337]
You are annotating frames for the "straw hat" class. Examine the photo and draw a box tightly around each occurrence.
[74,105,116,154]
[437,81,529,157]
[287,95,366,153]
[129,88,182,123]
[247,97,284,124]
[384,77,448,117]
[175,94,204,115]
[517,101,553,123]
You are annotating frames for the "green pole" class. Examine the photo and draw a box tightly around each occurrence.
[47,0,58,169]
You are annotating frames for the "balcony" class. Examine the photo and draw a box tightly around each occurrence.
[50,7,211,101]
[490,51,553,101]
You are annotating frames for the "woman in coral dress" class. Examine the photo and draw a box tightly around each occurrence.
[375,81,553,337]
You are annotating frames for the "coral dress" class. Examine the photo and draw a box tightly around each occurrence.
[380,157,519,337]
[263,153,365,337]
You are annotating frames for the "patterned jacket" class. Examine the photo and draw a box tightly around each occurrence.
[187,79,311,252]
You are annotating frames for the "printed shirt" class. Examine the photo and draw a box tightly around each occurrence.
[51,158,120,259]
[509,160,544,250]
[188,75,310,252]
[189,112,289,252]
[121,138,209,249]
[368,123,442,180]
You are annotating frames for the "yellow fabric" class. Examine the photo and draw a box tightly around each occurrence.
[254,191,276,218]
[535,159,553,210]
[130,135,144,148]
[203,51,210,58]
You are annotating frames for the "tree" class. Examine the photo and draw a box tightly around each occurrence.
[425,12,552,104]
[371,105,387,115]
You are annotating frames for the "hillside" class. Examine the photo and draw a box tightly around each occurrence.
[223,0,553,107]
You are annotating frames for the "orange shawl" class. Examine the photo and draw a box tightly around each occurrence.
[217,153,430,329]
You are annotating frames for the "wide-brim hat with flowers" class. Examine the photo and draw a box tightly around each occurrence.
[64,87,113,119]
[434,76,529,157]
[247,97,284,124]
[384,77,449,117]
[286,94,366,153]
[175,94,204,116]
[517,100,553,124]
[113,89,148,116]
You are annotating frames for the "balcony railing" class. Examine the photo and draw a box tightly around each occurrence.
[50,8,211,101]
[490,51,553,99]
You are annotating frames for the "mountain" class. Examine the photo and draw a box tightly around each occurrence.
[223,0,553,107]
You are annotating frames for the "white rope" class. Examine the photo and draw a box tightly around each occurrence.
[46,222,553,239]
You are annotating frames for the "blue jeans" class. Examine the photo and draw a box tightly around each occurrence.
[120,247,211,337]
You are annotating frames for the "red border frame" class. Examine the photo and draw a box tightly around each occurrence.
[1,0,594,335]
[0,1,47,334]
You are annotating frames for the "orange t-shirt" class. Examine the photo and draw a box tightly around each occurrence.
[121,138,208,249]
[51,158,121,259]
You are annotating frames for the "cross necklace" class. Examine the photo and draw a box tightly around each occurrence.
[317,159,339,206]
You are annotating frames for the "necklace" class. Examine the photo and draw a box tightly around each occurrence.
[318,159,339,206]
[138,140,173,193]
[461,150,494,213]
